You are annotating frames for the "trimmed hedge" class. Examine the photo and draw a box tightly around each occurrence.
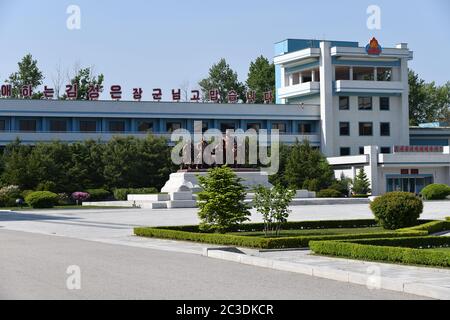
[25,191,59,209]
[113,187,159,200]
[398,220,450,235]
[317,189,343,198]
[420,184,450,200]
[134,227,426,249]
[86,189,111,201]
[155,219,435,233]
[310,237,450,268]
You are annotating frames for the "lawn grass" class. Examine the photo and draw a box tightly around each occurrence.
[228,227,386,238]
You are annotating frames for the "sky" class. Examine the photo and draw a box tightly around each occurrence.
[0,0,449,100]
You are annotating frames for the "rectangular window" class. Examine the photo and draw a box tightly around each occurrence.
[335,66,350,80]
[339,96,349,110]
[340,147,351,156]
[247,123,261,132]
[49,119,67,132]
[380,122,390,136]
[377,68,392,81]
[358,97,373,110]
[109,121,125,133]
[353,67,375,81]
[380,147,391,154]
[79,120,97,132]
[272,123,286,133]
[220,122,236,133]
[359,122,373,136]
[166,122,182,133]
[380,97,390,111]
[339,122,350,136]
[299,123,312,134]
[19,119,37,132]
[137,121,153,133]
[0,119,5,131]
[359,147,365,155]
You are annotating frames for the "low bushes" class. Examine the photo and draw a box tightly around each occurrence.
[134,221,427,249]
[25,191,59,209]
[370,192,423,230]
[86,189,111,201]
[420,184,450,200]
[310,237,450,268]
[159,219,382,233]
[113,187,159,201]
[317,189,342,198]
[0,185,21,207]
[398,220,450,234]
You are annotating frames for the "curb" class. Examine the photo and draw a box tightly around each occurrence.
[202,248,450,300]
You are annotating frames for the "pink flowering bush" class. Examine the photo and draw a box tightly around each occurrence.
[71,192,90,205]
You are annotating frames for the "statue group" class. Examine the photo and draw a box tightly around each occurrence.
[179,136,244,171]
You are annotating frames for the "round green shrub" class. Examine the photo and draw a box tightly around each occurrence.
[317,189,343,198]
[25,191,59,209]
[86,189,111,201]
[420,184,450,200]
[370,192,423,230]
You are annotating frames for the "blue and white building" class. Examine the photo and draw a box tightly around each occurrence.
[0,38,449,195]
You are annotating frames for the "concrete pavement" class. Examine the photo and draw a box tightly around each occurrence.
[0,230,425,300]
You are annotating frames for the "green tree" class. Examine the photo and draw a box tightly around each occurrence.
[254,185,295,236]
[197,166,250,233]
[284,140,334,191]
[246,56,275,103]
[199,58,245,103]
[63,67,104,100]
[0,140,33,189]
[6,54,44,99]
[352,168,371,195]
[269,143,290,187]
[409,70,450,125]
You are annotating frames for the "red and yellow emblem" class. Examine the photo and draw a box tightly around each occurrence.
[366,37,382,55]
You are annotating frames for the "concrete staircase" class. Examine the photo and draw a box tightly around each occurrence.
[127,192,197,209]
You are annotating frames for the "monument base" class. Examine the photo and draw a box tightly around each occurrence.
[161,170,273,193]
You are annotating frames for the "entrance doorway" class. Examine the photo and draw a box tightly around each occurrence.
[386,175,433,194]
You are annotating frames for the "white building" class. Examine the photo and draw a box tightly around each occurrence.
[274,38,450,195]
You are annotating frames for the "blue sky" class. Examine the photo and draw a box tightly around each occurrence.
[0,0,449,100]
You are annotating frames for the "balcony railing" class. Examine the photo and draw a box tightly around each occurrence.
[334,80,404,95]
[278,81,320,99]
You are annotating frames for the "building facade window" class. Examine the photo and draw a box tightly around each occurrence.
[339,122,350,136]
[220,122,235,133]
[109,121,126,132]
[380,122,391,136]
[359,122,373,136]
[272,123,286,133]
[353,67,374,81]
[299,123,312,134]
[335,66,350,80]
[166,122,182,133]
[380,97,390,111]
[359,147,365,155]
[247,123,261,132]
[49,119,67,132]
[358,97,373,110]
[380,147,391,154]
[137,121,153,132]
[340,147,351,156]
[339,96,350,110]
[19,119,37,132]
[0,119,5,131]
[377,68,392,81]
[79,120,97,132]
